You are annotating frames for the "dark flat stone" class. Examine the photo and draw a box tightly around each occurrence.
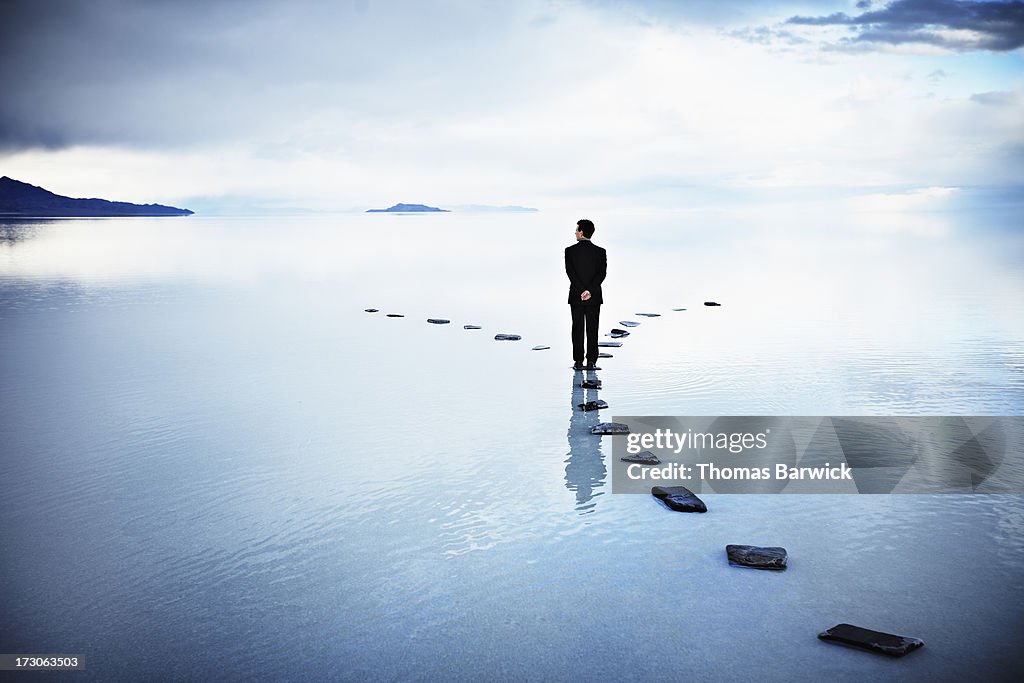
[427,318,450,324]
[726,544,788,570]
[578,399,608,411]
[532,345,549,350]
[619,320,641,327]
[386,313,404,317]
[598,352,613,358]
[591,422,628,435]
[579,379,602,389]
[495,334,521,341]
[652,486,707,512]
[608,328,630,338]
[463,324,481,329]
[598,341,622,347]
[621,450,660,465]
[704,301,721,306]
[636,312,661,317]
[672,308,686,311]
[364,308,379,312]
[818,624,924,657]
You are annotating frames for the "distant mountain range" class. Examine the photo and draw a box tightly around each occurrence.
[366,202,540,213]
[0,176,193,216]
[366,203,449,213]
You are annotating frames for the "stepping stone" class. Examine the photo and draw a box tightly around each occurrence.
[651,486,707,512]
[621,450,660,465]
[591,422,629,435]
[636,313,660,317]
[427,318,450,324]
[572,365,602,371]
[818,624,924,657]
[598,341,622,347]
[464,324,482,329]
[619,321,640,327]
[672,308,686,311]
[532,345,549,351]
[495,334,521,341]
[608,328,630,338]
[578,399,608,411]
[704,301,721,306]
[386,314,404,317]
[364,308,379,313]
[579,379,602,389]
[726,544,788,570]
[598,352,613,358]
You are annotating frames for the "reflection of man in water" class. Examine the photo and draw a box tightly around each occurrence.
[565,219,607,371]
[565,370,606,513]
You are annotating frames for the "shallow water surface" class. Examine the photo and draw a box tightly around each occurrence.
[1,209,1023,680]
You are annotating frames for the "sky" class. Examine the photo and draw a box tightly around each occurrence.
[1,0,1022,211]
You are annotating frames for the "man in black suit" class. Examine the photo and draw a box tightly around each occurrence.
[565,218,607,371]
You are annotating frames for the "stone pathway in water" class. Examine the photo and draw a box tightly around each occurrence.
[361,299,923,657]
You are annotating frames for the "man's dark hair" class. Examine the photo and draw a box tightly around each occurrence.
[577,219,595,239]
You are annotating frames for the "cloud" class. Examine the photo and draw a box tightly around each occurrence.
[786,0,1024,52]
[582,0,823,25]
[1,0,1021,208]
[971,90,1019,105]
[0,0,613,151]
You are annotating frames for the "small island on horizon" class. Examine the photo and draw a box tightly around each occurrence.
[366,203,449,213]
[0,176,193,217]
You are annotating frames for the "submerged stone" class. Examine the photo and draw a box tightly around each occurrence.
[818,624,924,657]
[532,345,550,351]
[495,334,522,341]
[591,422,629,435]
[651,486,707,512]
[608,329,630,338]
[579,378,602,389]
[427,318,450,324]
[619,320,641,327]
[386,313,404,317]
[621,450,660,465]
[598,352,613,358]
[726,544,788,570]
[464,324,482,329]
[365,308,379,312]
[598,341,622,347]
[704,301,721,306]
[636,313,661,317]
[578,399,608,411]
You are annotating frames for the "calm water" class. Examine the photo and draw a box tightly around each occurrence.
[1,207,1023,680]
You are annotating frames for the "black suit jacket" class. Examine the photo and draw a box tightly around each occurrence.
[565,240,607,306]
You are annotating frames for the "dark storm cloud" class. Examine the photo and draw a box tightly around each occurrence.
[0,0,548,152]
[786,0,1024,51]
[0,0,269,150]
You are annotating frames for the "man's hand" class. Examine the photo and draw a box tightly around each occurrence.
[581,290,591,301]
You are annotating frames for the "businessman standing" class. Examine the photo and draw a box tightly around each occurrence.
[565,218,607,371]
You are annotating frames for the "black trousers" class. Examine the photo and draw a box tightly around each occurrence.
[570,304,601,364]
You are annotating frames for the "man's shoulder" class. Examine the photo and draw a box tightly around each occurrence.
[567,241,605,255]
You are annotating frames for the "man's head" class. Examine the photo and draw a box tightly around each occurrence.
[576,219,595,240]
